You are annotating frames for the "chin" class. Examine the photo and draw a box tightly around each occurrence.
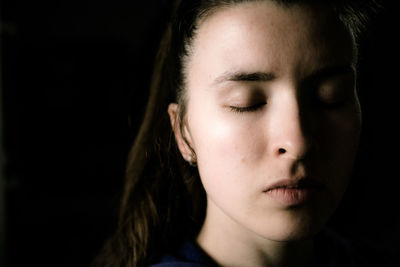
[273,226,320,242]
[252,208,329,243]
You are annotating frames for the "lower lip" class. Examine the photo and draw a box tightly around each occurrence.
[265,187,318,206]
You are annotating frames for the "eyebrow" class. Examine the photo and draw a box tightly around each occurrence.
[213,71,276,85]
[212,65,355,86]
[306,65,355,82]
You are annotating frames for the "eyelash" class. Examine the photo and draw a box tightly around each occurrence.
[319,100,347,109]
[229,102,266,113]
[314,94,348,109]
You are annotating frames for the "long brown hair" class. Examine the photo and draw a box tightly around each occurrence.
[92,1,379,266]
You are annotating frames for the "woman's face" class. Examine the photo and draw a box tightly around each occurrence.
[171,1,361,241]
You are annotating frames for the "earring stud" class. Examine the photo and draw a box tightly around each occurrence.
[187,154,197,167]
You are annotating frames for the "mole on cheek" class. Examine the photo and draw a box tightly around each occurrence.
[241,157,246,163]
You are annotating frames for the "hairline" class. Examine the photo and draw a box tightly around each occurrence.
[177,0,359,115]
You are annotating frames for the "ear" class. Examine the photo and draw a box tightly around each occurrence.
[168,103,194,161]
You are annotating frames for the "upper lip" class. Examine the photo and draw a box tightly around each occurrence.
[263,178,324,192]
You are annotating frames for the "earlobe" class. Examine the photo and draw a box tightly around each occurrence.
[168,103,193,162]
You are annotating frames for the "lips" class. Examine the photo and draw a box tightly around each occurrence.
[264,178,324,192]
[263,178,324,206]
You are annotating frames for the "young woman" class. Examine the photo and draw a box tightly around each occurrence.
[94,0,388,266]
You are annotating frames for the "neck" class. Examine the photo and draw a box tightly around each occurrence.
[196,202,315,267]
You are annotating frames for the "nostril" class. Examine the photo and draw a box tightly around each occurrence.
[278,148,286,154]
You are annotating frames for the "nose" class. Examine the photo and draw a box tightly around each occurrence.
[271,139,311,160]
[268,93,312,160]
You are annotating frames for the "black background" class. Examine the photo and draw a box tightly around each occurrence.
[1,1,399,266]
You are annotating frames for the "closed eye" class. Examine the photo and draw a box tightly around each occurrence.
[229,102,266,113]
[316,97,348,109]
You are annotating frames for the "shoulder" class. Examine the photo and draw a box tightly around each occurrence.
[149,229,396,267]
[314,227,396,267]
[149,262,208,267]
[347,234,396,267]
[148,240,217,267]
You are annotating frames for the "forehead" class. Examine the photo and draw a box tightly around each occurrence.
[185,1,355,86]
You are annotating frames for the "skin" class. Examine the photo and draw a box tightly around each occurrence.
[169,1,361,266]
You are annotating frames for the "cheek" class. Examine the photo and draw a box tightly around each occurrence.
[326,110,361,161]
[190,110,266,172]
[186,102,268,196]
[187,88,267,164]
[316,109,361,193]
